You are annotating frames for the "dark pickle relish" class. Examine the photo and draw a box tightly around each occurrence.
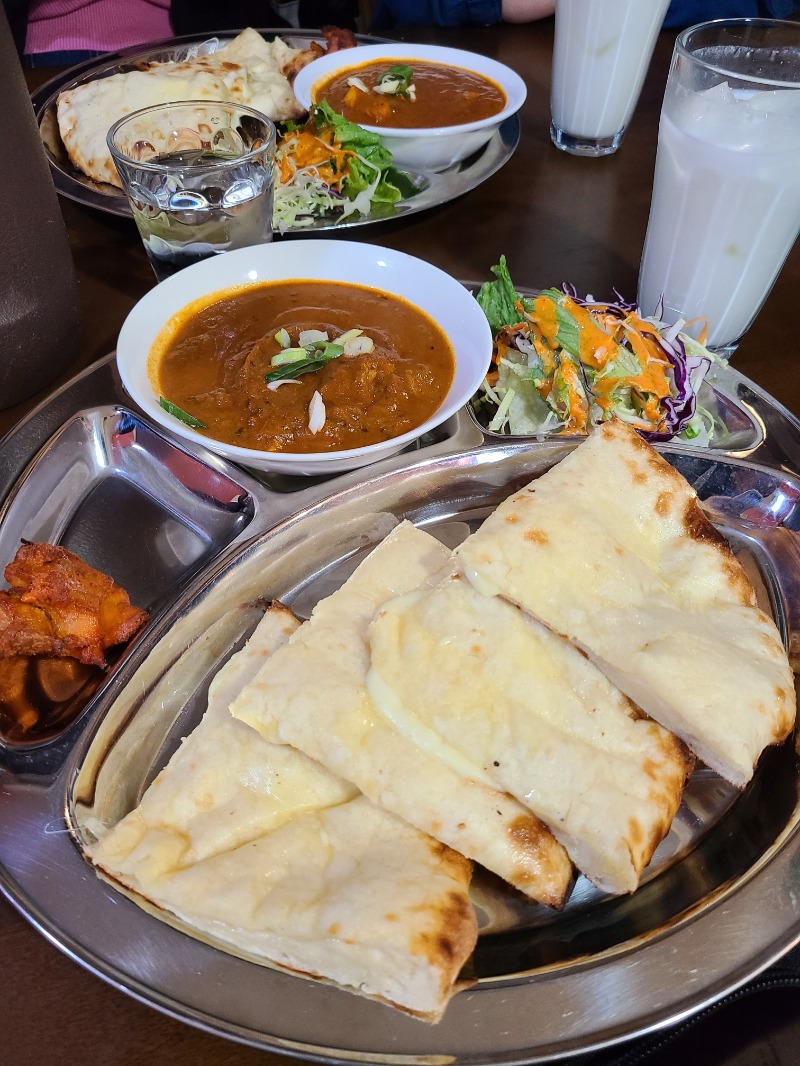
[0,654,113,744]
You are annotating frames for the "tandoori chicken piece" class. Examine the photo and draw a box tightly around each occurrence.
[0,543,148,668]
[282,26,358,83]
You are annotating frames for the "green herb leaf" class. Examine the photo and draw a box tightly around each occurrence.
[265,352,342,383]
[476,256,532,335]
[311,102,388,159]
[375,64,414,95]
[384,166,420,200]
[159,396,207,429]
[271,347,309,366]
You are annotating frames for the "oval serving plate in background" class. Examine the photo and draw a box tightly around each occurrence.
[1,438,800,1063]
[32,30,520,230]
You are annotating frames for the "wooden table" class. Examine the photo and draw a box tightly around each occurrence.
[3,18,800,1066]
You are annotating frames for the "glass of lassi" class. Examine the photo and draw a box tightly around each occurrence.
[550,0,670,157]
[638,19,800,356]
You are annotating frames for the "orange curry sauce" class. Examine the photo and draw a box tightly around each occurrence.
[151,281,455,454]
[314,59,506,129]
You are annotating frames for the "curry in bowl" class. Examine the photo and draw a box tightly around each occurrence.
[292,45,526,172]
[150,280,456,454]
[312,59,507,130]
[117,238,493,475]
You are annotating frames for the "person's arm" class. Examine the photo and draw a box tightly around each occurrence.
[501,0,554,23]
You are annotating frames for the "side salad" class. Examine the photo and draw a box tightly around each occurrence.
[474,257,723,445]
[273,102,417,232]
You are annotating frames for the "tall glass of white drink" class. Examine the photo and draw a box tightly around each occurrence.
[550,0,670,156]
[638,19,800,356]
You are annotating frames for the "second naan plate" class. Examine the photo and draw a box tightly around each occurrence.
[31,30,520,232]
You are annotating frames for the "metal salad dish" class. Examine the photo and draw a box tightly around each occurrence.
[1,352,800,1062]
[31,30,520,230]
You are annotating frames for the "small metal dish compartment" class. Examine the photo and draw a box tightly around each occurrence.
[0,405,257,750]
[2,439,799,1065]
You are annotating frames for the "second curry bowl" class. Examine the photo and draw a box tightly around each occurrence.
[293,43,527,171]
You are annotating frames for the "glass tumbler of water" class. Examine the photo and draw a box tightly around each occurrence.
[108,101,275,282]
[550,0,671,157]
[638,19,800,357]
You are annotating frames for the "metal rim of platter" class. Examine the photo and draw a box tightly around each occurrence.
[1,348,800,1063]
[31,29,521,230]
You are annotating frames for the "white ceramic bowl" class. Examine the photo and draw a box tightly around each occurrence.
[292,43,527,172]
[116,240,493,476]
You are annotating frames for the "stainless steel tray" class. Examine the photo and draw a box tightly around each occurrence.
[31,31,520,231]
[2,353,800,1063]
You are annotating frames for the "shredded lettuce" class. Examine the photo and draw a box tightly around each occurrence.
[475,255,534,335]
[273,103,417,233]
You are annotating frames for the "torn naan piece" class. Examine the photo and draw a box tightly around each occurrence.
[457,419,796,788]
[367,573,692,895]
[231,522,574,909]
[57,29,305,188]
[89,602,477,1023]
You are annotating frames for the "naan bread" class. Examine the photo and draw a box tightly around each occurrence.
[89,602,477,1022]
[231,522,574,909]
[457,419,796,787]
[57,29,305,188]
[367,574,692,895]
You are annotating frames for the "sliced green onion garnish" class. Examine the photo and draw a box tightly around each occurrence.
[299,328,329,346]
[274,327,291,347]
[271,347,309,366]
[266,327,356,384]
[305,340,345,360]
[159,396,207,429]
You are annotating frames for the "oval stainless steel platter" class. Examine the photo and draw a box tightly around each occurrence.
[32,30,520,230]
[1,350,800,1062]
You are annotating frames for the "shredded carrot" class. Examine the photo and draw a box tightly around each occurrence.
[276,129,356,191]
[683,316,709,345]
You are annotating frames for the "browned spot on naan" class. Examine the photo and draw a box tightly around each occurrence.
[523,528,549,545]
[506,813,571,908]
[654,491,672,517]
[683,499,729,549]
[627,818,645,849]
[683,500,755,605]
[410,888,476,982]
